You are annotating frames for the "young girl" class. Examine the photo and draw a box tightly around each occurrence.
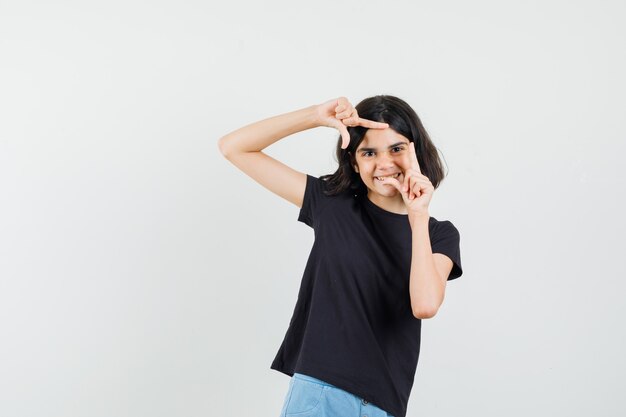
[218,96,463,417]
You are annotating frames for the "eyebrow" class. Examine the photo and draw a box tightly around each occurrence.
[356,141,410,152]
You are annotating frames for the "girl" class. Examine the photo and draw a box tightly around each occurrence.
[218,96,463,417]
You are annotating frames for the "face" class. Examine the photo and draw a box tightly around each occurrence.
[353,128,413,200]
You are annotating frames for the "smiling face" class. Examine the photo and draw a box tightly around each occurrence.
[353,128,413,205]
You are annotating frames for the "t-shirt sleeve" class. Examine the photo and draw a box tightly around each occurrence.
[431,220,463,281]
[297,174,328,228]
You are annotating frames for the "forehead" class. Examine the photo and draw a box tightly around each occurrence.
[359,128,410,149]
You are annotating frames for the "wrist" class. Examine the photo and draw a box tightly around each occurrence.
[306,104,323,128]
[409,212,430,227]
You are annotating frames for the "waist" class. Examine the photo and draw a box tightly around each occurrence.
[292,372,336,388]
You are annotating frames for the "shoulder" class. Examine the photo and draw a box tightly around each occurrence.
[299,174,352,227]
[301,175,331,204]
[307,174,330,190]
[428,217,461,239]
[308,174,355,199]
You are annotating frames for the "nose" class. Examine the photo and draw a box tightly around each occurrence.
[376,150,396,170]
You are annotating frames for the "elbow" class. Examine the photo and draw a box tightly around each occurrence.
[217,136,232,159]
[412,305,438,320]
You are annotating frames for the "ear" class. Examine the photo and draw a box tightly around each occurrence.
[353,165,359,173]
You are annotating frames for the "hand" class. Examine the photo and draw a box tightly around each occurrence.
[315,97,389,149]
[384,143,434,218]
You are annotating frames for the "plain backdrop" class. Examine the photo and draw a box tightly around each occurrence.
[1,1,625,416]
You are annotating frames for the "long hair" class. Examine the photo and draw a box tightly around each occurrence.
[320,95,447,197]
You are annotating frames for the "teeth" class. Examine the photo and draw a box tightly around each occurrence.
[375,173,400,181]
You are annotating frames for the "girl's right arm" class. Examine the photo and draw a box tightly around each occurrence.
[217,97,387,208]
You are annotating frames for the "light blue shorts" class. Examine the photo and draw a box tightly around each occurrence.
[279,372,394,417]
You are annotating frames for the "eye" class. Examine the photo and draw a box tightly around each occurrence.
[362,151,374,157]
[391,146,404,153]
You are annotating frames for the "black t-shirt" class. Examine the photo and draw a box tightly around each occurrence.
[270,174,463,417]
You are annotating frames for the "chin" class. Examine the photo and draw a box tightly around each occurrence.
[373,185,398,197]
[382,190,399,197]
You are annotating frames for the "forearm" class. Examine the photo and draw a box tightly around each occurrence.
[218,105,320,156]
[408,214,445,318]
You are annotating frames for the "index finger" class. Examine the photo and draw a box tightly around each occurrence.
[409,142,422,174]
[356,117,389,129]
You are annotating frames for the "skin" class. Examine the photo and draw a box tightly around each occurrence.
[353,128,436,219]
[315,97,389,147]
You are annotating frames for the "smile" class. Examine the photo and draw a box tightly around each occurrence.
[374,173,401,181]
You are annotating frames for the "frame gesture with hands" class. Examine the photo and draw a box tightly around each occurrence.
[384,143,434,218]
[316,97,389,148]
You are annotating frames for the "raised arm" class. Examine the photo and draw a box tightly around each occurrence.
[217,97,388,208]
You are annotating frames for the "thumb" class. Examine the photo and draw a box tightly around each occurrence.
[329,119,350,149]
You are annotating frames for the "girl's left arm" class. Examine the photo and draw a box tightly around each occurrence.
[408,214,454,319]
[383,143,454,318]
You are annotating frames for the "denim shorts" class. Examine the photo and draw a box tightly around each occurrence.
[278,372,394,417]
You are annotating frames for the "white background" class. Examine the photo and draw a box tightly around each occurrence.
[1,1,625,416]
